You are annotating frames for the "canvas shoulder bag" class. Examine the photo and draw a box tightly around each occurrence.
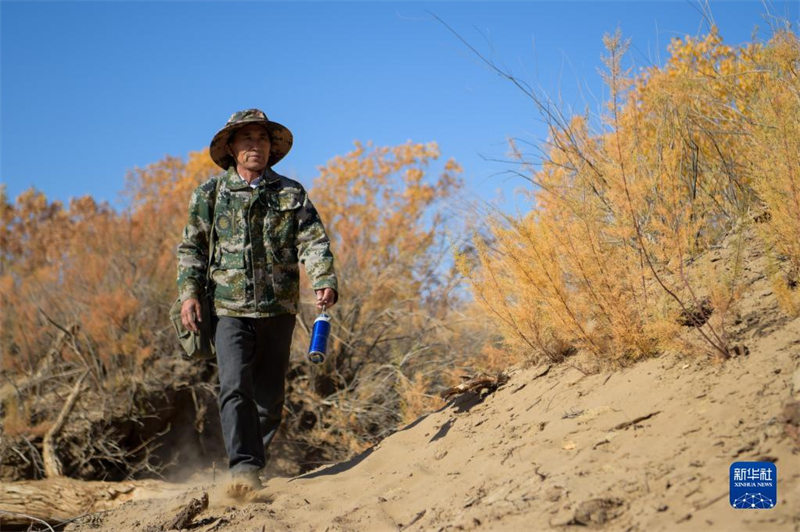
[169,177,221,360]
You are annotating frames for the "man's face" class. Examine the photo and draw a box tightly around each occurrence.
[228,123,271,173]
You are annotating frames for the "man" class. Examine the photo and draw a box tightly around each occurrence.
[177,109,338,495]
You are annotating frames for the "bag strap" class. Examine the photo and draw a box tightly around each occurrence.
[205,176,222,287]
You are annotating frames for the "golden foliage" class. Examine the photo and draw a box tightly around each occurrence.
[0,150,218,375]
[742,31,800,313]
[462,27,800,365]
[286,141,469,459]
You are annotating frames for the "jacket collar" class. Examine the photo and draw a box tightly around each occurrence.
[263,167,281,185]
[222,166,280,191]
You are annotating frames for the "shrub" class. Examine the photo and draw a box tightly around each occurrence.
[460,27,800,365]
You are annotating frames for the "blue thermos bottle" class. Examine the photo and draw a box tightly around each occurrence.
[308,311,331,364]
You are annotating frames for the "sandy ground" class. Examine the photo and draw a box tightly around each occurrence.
[10,234,798,532]
[62,322,799,530]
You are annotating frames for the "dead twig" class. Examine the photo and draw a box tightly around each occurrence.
[43,371,89,478]
[21,436,45,477]
[441,372,510,400]
[164,492,208,530]
[38,309,104,390]
[534,365,551,379]
[611,411,661,431]
[400,509,426,530]
[0,510,55,532]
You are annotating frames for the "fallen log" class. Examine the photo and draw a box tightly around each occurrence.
[0,477,182,527]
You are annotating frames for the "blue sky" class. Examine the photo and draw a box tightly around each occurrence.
[2,1,798,211]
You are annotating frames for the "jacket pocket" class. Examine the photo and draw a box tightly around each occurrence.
[214,202,245,269]
[218,246,245,269]
[211,267,248,306]
[266,190,301,250]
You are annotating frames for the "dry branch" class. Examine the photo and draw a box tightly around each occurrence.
[0,477,181,526]
[42,371,89,478]
[163,492,208,530]
[612,411,661,431]
[0,324,77,405]
[441,372,510,400]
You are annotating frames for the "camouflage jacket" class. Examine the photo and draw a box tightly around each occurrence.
[177,167,338,317]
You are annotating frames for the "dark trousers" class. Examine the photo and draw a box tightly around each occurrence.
[214,314,296,473]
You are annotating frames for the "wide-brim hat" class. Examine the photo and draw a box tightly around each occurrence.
[210,108,293,170]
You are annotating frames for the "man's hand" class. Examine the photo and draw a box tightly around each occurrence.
[181,298,203,332]
[315,288,337,310]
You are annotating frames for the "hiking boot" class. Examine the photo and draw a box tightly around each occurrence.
[225,469,262,499]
